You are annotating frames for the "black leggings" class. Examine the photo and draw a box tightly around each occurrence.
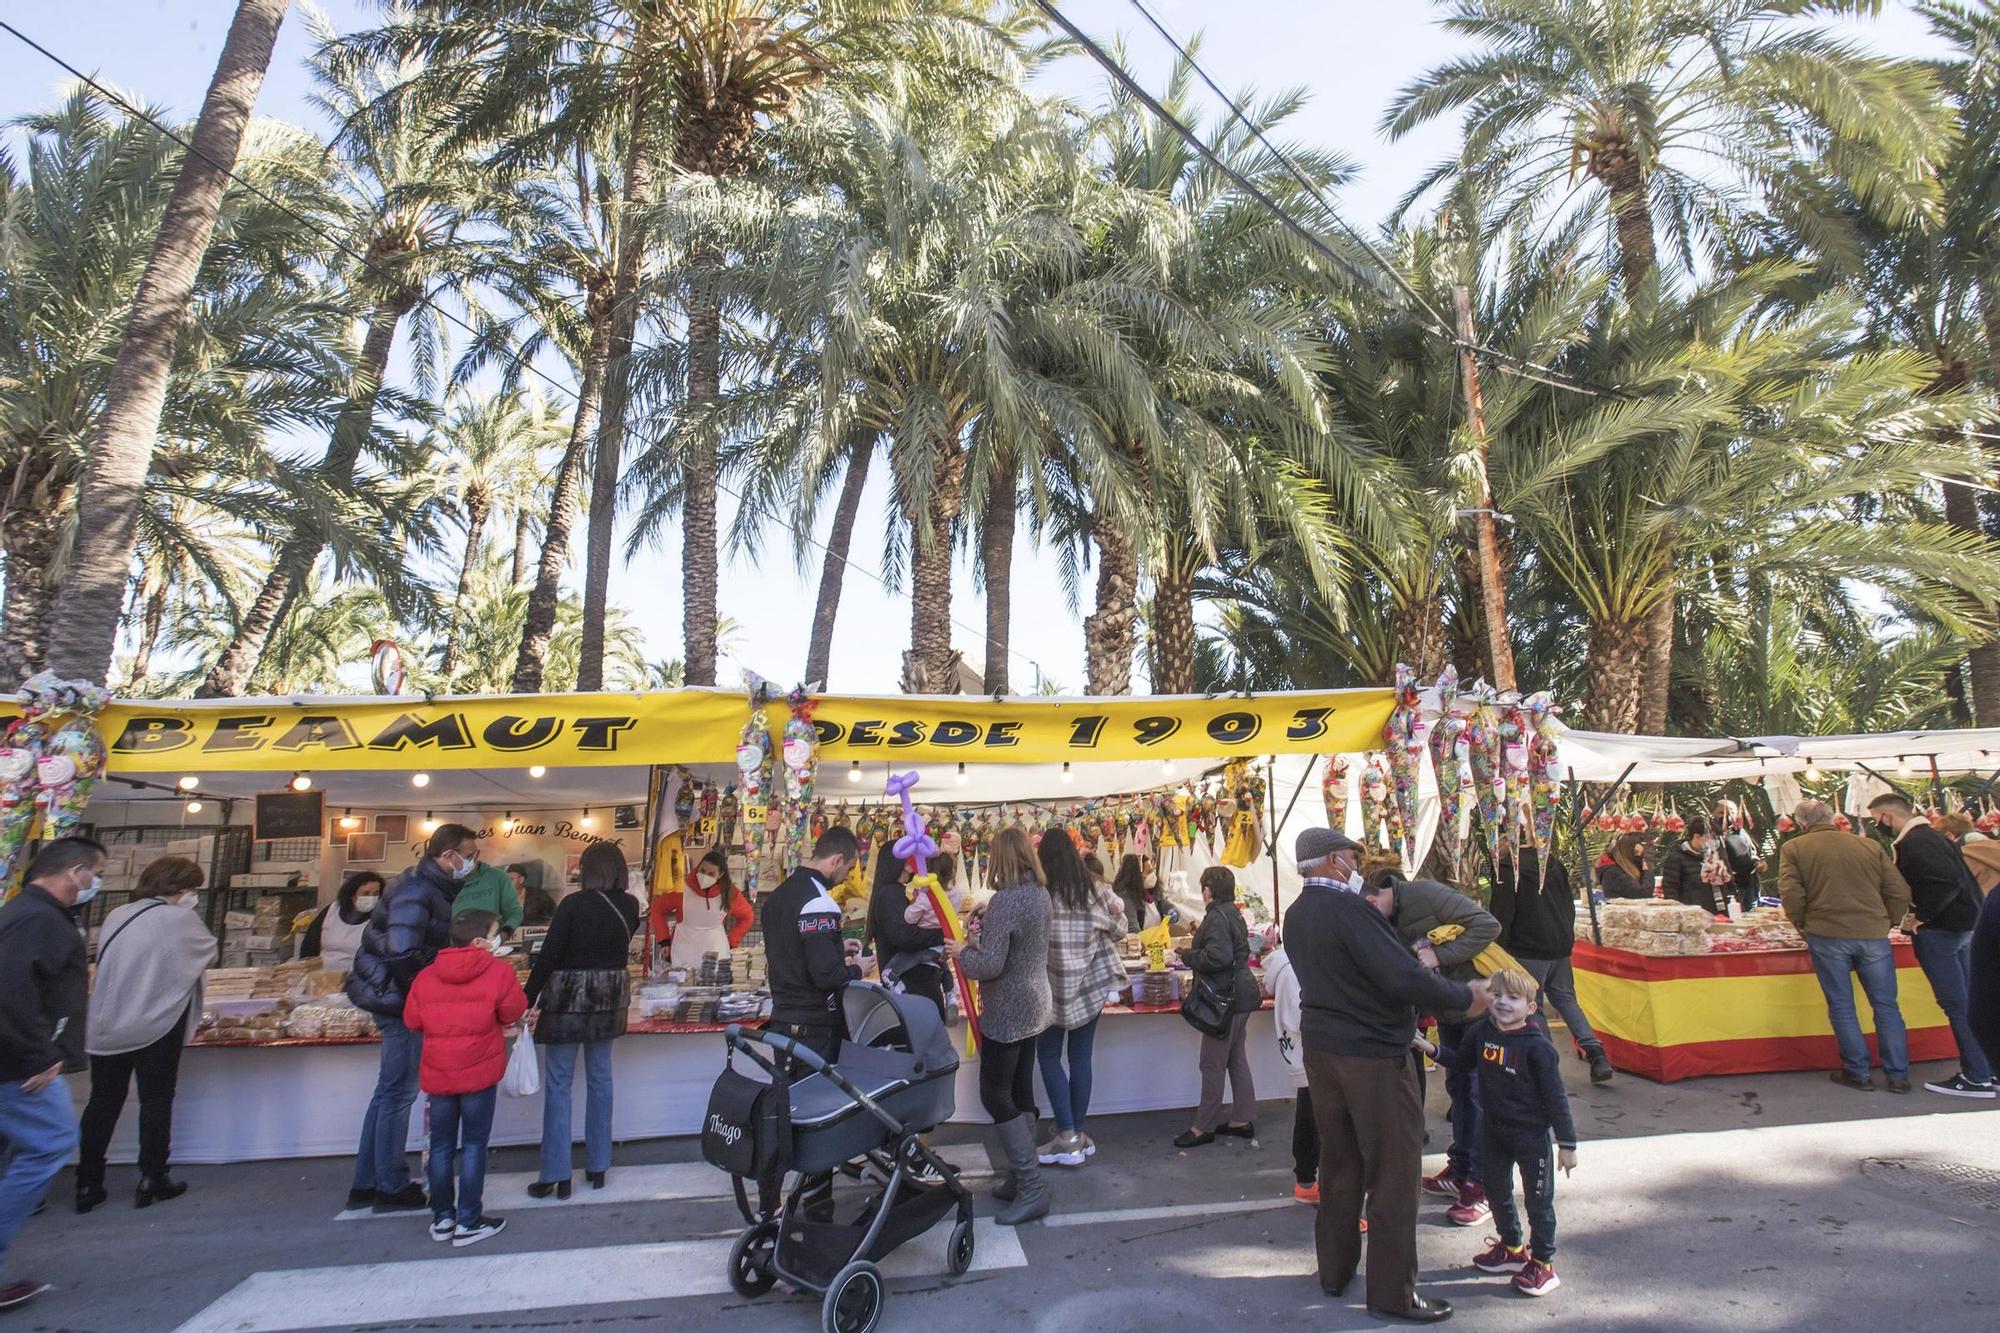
[979,1035,1040,1122]
[78,1007,189,1183]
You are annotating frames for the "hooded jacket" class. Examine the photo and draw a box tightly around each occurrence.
[1262,946,1307,1089]
[403,944,528,1095]
[1384,876,1498,981]
[345,858,461,1016]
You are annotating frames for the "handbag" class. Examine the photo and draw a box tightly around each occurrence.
[500,1028,541,1097]
[1179,972,1232,1038]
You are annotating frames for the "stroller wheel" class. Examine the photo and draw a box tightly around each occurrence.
[727,1221,778,1299]
[820,1259,883,1333]
[947,1218,976,1276]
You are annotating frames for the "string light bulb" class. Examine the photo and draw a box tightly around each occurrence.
[340,809,361,831]
[290,772,312,792]
[1060,761,1074,784]
[847,761,862,784]
[955,762,969,787]
[421,812,438,833]
[185,799,203,815]
[502,811,514,835]
[1896,756,1912,778]
[579,807,595,830]
[1160,759,1176,778]
[177,775,200,791]
[411,772,431,789]
[1803,761,1822,783]
[528,764,547,779]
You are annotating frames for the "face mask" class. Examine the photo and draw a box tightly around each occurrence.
[75,873,102,905]
[487,941,515,958]
[1347,870,1366,892]
[453,854,477,881]
[696,870,721,889]
[180,893,203,914]
[1142,873,1158,890]
[354,895,380,913]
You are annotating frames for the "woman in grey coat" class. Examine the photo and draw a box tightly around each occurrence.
[947,826,1053,1225]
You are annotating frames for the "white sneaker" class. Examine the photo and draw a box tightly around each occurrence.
[1079,1132,1097,1157]
[428,1216,456,1242]
[452,1216,507,1247]
[1924,1073,1999,1099]
[1037,1131,1086,1167]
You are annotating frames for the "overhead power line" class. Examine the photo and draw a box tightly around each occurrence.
[0,16,1055,686]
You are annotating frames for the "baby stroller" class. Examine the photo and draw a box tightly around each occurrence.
[703,982,973,1333]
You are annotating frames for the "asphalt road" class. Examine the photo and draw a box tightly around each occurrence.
[8,1048,1999,1332]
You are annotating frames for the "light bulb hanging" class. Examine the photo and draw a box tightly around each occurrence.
[421,811,438,833]
[290,772,312,792]
[177,775,200,792]
[955,763,969,787]
[528,764,547,779]
[848,762,862,784]
[185,800,203,815]
[411,772,431,789]
[580,807,595,830]
[1060,762,1074,784]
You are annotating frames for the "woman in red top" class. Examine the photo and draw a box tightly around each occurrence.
[652,849,753,969]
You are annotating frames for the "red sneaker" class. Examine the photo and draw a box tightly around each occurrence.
[1513,1258,1561,1297]
[1294,1181,1320,1205]
[1472,1238,1528,1273]
[0,1282,50,1312]
[1420,1167,1461,1198]
[1447,1181,1491,1226]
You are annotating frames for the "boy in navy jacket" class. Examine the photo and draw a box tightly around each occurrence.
[1422,969,1579,1297]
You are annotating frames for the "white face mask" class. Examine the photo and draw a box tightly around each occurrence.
[75,872,102,905]
[486,940,515,958]
[179,893,203,914]
[453,853,478,881]
[354,895,380,913]
[1347,870,1366,892]
[696,869,721,889]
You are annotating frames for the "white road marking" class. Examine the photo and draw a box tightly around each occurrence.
[1043,1197,1294,1228]
[173,1217,1025,1333]
[334,1159,996,1221]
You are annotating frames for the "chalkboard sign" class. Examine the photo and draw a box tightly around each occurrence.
[254,790,324,841]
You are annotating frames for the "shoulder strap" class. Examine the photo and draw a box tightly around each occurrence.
[96,899,168,966]
[589,888,634,939]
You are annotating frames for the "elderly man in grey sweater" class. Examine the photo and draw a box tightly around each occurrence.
[1362,866,1501,1228]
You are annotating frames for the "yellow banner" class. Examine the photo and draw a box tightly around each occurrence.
[91,690,747,773]
[1574,965,1945,1047]
[810,690,1394,763]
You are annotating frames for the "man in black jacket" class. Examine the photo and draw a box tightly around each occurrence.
[0,836,103,1313]
[1494,849,1615,1085]
[344,823,479,1212]
[1868,795,1995,1097]
[1285,827,1488,1325]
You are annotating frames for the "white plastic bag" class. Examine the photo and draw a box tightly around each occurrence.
[500,1029,541,1098]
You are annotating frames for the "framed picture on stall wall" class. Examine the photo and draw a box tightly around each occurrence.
[565,851,583,886]
[375,814,408,842]
[326,819,349,849]
[346,832,387,864]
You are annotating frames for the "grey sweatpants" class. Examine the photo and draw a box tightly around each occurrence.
[1193,1011,1255,1131]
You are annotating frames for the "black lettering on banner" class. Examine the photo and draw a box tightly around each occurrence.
[888,720,927,747]
[1287,707,1332,741]
[1206,711,1261,746]
[931,720,979,747]
[849,720,885,746]
[1067,715,1107,748]
[482,716,560,752]
[271,714,362,753]
[812,719,845,745]
[985,721,1022,747]
[1132,715,1181,747]
[112,717,193,754]
[368,712,475,751]
[571,716,637,751]
[203,714,275,752]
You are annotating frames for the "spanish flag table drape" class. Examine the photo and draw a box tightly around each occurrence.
[1570,940,1956,1083]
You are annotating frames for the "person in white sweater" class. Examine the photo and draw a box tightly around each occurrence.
[1262,931,1316,1204]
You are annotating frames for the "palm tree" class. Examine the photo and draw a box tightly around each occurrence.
[51,0,292,684]
[198,33,507,696]
[1388,0,1952,730]
[0,92,336,685]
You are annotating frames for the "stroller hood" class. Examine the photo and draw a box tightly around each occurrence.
[843,981,958,1075]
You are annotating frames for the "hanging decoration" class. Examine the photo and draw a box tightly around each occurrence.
[2,673,111,897]
[781,687,820,859]
[1383,665,1427,867]
[1463,683,1508,857]
[1524,693,1562,851]
[735,682,776,899]
[1499,698,1532,865]
[1322,753,1351,832]
[886,771,982,1053]
[1429,667,1469,877]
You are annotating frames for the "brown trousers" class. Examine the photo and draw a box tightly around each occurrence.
[1304,1047,1424,1315]
[1193,1011,1256,1131]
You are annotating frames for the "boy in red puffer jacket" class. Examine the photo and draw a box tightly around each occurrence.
[404,909,527,1247]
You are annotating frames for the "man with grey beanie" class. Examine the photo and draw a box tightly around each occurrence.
[1284,826,1489,1324]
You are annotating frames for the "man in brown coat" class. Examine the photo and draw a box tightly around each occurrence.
[1779,801,1914,1092]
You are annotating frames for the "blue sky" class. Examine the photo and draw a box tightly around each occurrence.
[0,1,1950,694]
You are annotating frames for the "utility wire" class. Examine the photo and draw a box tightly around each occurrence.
[0,17,1056,685]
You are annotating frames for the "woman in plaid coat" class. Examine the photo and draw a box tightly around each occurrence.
[1034,829,1129,1167]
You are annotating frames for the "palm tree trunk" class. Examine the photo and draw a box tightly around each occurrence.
[681,265,722,688]
[1392,588,1446,678]
[514,301,613,693]
[129,577,169,688]
[1452,285,1517,692]
[510,507,534,585]
[0,513,60,685]
[578,128,657,693]
[980,466,1015,695]
[804,443,871,689]
[441,495,488,678]
[1598,155,1656,294]
[1968,282,2000,724]
[1150,552,1198,695]
[47,0,290,684]
[903,436,966,693]
[1583,614,1647,733]
[199,300,403,697]
[1084,510,1138,695]
[1637,594,1674,735]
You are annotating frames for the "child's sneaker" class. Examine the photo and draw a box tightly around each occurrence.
[428,1215,456,1242]
[1447,1181,1491,1226]
[452,1215,507,1248]
[1293,1180,1320,1205]
[1420,1167,1462,1198]
[1472,1238,1528,1273]
[1513,1258,1560,1297]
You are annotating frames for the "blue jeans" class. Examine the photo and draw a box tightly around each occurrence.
[1805,934,1910,1079]
[540,1040,614,1182]
[1437,1020,1482,1185]
[1912,929,1994,1084]
[1481,1126,1558,1262]
[1035,1017,1100,1133]
[0,1077,76,1269]
[351,1014,422,1194]
[426,1087,498,1229]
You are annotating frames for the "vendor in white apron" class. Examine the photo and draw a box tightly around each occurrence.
[299,870,384,973]
[652,849,754,969]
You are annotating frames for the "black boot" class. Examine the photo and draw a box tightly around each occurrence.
[135,1175,188,1208]
[75,1168,107,1215]
[1587,1048,1615,1083]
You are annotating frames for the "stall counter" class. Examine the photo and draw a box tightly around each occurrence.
[1571,938,1956,1082]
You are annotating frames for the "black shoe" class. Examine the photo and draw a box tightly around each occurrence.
[75,1183,108,1215]
[1173,1129,1216,1149]
[527,1179,572,1200]
[1374,1294,1453,1323]
[1215,1122,1256,1140]
[1886,1076,1912,1094]
[586,1170,607,1189]
[134,1176,187,1208]
[1321,1275,1353,1298]
[1830,1070,1874,1092]
[370,1183,428,1213]
[1588,1051,1615,1083]
[344,1187,377,1211]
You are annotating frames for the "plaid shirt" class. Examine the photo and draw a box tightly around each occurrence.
[1046,886,1128,1029]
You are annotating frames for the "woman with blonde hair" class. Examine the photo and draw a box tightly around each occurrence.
[945,826,1053,1224]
